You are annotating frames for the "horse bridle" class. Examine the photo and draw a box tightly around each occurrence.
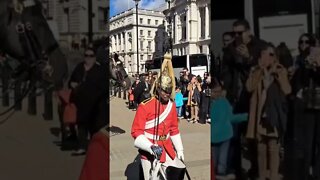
[0,0,58,118]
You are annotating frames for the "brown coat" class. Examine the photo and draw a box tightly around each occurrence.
[245,64,291,139]
[187,83,201,106]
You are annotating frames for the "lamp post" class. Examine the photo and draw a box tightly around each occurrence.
[134,0,140,75]
[165,0,173,53]
[88,0,93,43]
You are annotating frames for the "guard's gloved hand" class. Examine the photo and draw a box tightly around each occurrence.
[171,133,184,161]
[134,135,153,154]
[151,145,163,160]
[176,151,184,161]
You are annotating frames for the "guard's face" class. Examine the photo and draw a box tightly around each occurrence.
[159,88,171,103]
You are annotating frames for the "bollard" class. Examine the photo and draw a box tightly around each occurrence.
[43,87,53,120]
[1,77,9,107]
[123,89,126,100]
[1,66,10,107]
[113,86,117,96]
[27,86,37,115]
[14,80,22,110]
[118,87,121,98]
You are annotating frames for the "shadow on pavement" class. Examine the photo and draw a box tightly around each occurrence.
[107,125,126,136]
[50,127,60,137]
[125,155,143,180]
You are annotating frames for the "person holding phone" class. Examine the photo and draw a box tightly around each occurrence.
[221,19,267,179]
[246,42,291,180]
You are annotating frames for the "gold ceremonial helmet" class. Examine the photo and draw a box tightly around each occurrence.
[150,53,176,100]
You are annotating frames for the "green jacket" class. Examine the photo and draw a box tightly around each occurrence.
[210,97,248,143]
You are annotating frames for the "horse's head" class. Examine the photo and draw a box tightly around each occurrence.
[0,0,67,88]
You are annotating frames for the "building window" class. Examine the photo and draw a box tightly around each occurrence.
[140,18,143,24]
[182,26,186,40]
[140,30,143,36]
[148,31,151,37]
[199,45,203,53]
[123,32,126,46]
[148,19,151,24]
[140,55,144,61]
[148,41,152,50]
[148,55,152,60]
[140,40,144,50]
[155,20,158,25]
[118,34,121,45]
[182,15,187,40]
[200,7,206,38]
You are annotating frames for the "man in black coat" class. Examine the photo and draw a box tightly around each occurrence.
[221,19,266,179]
[133,74,151,104]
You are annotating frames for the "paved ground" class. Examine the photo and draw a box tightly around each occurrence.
[110,97,211,180]
[0,94,84,180]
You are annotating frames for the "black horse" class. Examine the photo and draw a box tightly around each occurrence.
[0,0,68,88]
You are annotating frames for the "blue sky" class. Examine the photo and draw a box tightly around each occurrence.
[110,0,166,17]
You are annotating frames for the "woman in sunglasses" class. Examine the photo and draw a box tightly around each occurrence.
[295,33,316,69]
[246,42,291,180]
[69,47,107,155]
[288,35,320,180]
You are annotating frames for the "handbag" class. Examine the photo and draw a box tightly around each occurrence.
[57,89,77,124]
[303,79,320,110]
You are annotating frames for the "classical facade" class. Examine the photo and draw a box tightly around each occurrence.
[109,9,166,74]
[163,0,211,56]
[41,0,109,48]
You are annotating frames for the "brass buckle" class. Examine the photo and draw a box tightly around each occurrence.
[159,135,166,141]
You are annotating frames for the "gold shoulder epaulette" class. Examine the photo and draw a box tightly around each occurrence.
[141,97,154,105]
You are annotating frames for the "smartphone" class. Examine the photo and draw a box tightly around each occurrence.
[234,36,243,47]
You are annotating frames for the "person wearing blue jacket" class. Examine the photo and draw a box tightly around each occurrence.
[175,86,184,119]
[211,82,248,178]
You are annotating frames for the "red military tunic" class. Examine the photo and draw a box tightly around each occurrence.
[131,96,180,163]
[79,130,109,180]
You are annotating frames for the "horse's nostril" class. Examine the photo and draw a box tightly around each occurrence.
[26,22,32,30]
[15,23,25,33]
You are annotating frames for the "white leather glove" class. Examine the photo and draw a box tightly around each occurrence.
[171,134,184,161]
[134,135,154,155]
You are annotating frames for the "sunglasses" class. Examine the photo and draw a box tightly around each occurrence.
[85,54,95,57]
[299,40,310,44]
[233,31,244,36]
[269,53,275,57]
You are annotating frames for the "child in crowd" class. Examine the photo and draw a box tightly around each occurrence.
[175,86,184,119]
[210,79,248,179]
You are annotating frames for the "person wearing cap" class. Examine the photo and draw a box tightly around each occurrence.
[131,74,185,179]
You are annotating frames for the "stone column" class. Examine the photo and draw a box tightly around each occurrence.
[205,5,210,38]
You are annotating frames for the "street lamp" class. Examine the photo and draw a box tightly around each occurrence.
[165,0,173,53]
[133,0,140,75]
